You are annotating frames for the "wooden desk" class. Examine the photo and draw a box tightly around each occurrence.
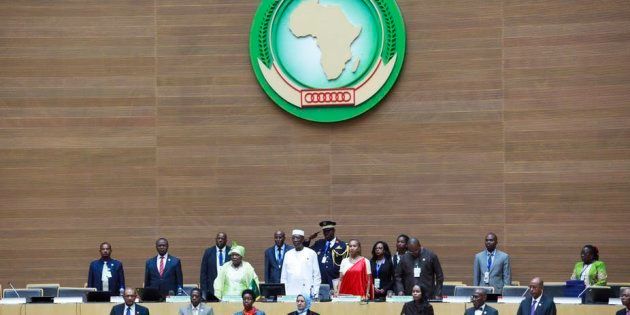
[0,301,621,315]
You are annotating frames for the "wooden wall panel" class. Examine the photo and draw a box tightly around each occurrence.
[0,0,628,288]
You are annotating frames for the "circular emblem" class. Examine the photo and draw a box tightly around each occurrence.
[250,0,406,122]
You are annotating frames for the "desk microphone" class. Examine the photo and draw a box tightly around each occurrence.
[521,287,530,297]
[8,282,20,298]
[577,286,590,298]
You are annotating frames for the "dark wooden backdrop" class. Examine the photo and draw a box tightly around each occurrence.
[1,0,629,288]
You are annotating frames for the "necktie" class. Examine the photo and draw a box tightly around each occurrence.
[219,249,224,266]
[487,252,492,271]
[530,299,537,315]
[102,261,110,291]
[276,247,282,265]
[323,241,330,259]
[126,307,131,315]
[159,256,165,277]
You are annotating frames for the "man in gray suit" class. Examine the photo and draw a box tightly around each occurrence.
[473,232,511,293]
[179,288,213,315]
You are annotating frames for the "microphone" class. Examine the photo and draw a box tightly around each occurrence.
[577,285,590,298]
[521,287,530,297]
[8,282,20,298]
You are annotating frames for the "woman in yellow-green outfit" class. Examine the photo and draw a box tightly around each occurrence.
[570,244,607,286]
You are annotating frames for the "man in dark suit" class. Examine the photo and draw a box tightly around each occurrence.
[110,287,149,315]
[517,277,556,315]
[264,230,293,284]
[465,288,498,315]
[395,237,444,299]
[200,232,230,300]
[616,287,630,315]
[144,238,183,297]
[88,242,125,295]
[305,220,348,290]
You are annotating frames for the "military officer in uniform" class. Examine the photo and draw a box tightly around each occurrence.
[305,220,348,292]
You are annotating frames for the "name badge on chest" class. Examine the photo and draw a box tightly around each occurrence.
[483,271,490,283]
[374,278,381,289]
[321,256,327,264]
[414,267,421,277]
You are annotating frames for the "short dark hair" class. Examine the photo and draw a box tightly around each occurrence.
[397,234,410,243]
[190,287,201,296]
[242,289,256,300]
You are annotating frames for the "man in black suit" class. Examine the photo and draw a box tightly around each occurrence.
[465,288,498,315]
[395,237,444,299]
[517,277,556,315]
[144,238,183,297]
[264,230,293,284]
[200,232,231,300]
[616,287,630,315]
[110,287,149,315]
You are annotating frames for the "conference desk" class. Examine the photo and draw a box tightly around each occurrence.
[0,301,621,315]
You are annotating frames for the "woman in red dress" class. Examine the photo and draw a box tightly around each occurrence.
[338,239,372,299]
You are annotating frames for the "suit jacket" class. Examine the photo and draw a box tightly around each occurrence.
[88,258,125,295]
[287,311,320,315]
[395,248,444,299]
[110,303,150,315]
[264,244,293,283]
[472,249,511,293]
[178,303,214,315]
[616,308,630,315]
[371,257,395,297]
[144,254,183,297]
[200,245,230,299]
[517,295,556,315]
[310,238,348,287]
[465,304,498,315]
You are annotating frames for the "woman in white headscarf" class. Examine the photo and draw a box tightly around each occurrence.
[213,243,260,300]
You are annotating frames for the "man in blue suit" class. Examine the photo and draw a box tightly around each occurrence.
[264,230,293,283]
[88,242,125,295]
[144,238,183,297]
[110,287,149,315]
[517,277,556,315]
[200,232,230,301]
[465,288,498,315]
[473,232,511,293]
[305,220,348,290]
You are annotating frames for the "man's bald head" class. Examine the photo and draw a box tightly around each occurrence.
[408,238,421,257]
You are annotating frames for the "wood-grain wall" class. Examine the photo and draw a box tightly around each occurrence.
[1,0,629,288]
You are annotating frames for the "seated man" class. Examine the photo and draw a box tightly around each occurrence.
[110,288,149,315]
[517,277,556,315]
[465,288,498,315]
[179,287,213,315]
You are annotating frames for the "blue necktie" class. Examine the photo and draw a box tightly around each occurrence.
[218,249,224,266]
[276,247,282,265]
[530,299,537,315]
[487,253,492,271]
[126,307,131,315]
[323,241,330,259]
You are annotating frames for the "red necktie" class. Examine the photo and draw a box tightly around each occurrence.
[159,256,165,277]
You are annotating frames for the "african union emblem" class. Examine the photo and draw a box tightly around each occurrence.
[250,0,406,122]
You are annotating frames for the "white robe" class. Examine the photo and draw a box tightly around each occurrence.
[280,247,321,296]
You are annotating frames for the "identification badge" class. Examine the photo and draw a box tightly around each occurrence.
[483,271,489,283]
[322,256,327,264]
[374,278,381,289]
[414,267,421,277]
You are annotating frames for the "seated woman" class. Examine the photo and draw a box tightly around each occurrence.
[370,241,394,300]
[213,243,260,300]
[287,294,320,315]
[400,285,434,315]
[570,244,607,286]
[338,239,372,299]
[234,289,265,315]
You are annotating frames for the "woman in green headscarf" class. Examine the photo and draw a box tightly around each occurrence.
[213,243,260,300]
